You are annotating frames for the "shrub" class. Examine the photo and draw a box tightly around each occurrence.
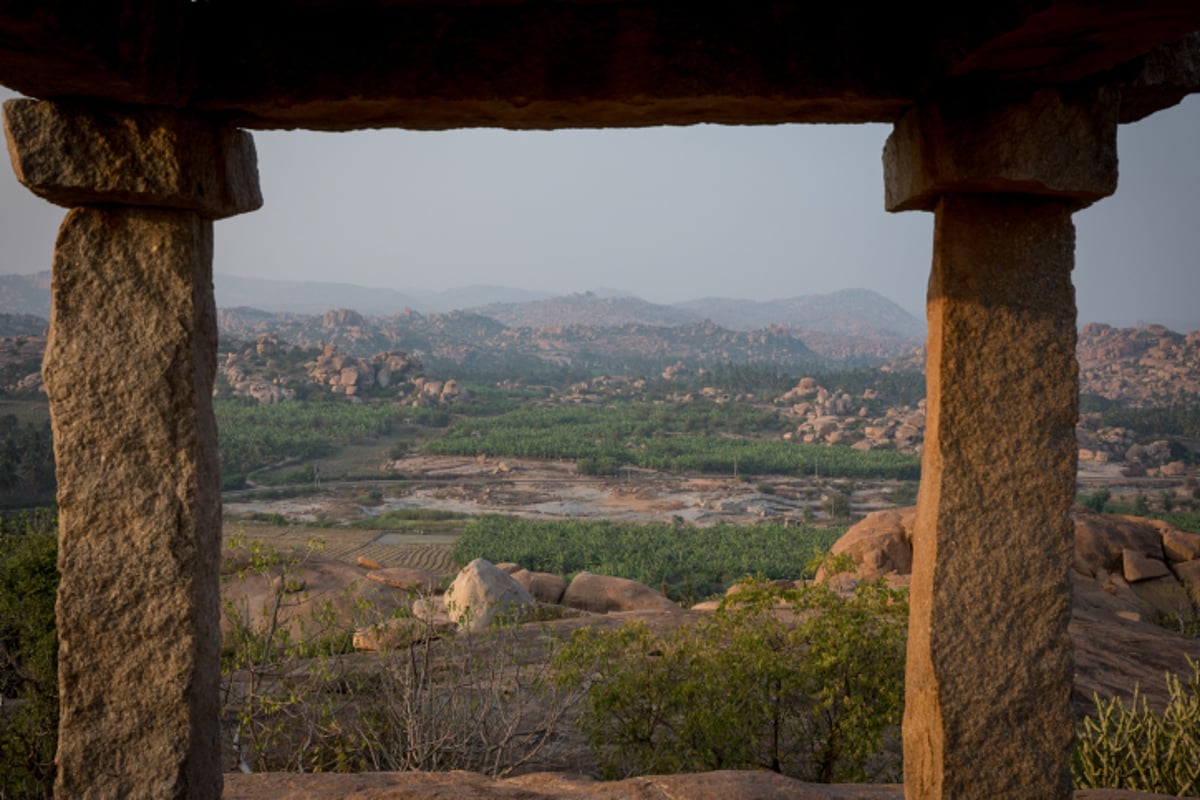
[553,579,908,782]
[1079,488,1111,513]
[1073,659,1200,795]
[0,509,59,800]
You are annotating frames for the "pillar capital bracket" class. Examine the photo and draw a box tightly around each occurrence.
[3,99,262,220]
[883,86,1119,213]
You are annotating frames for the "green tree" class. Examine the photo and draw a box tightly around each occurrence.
[0,510,59,800]
[1080,488,1111,513]
[554,579,907,782]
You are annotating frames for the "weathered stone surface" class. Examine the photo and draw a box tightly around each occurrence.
[1074,511,1168,577]
[365,566,438,594]
[562,572,679,614]
[45,206,222,799]
[827,507,915,579]
[883,88,1118,212]
[1163,527,1200,563]
[1129,575,1194,623]
[903,195,1079,800]
[221,770,1180,799]
[446,559,535,631]
[221,556,409,643]
[353,616,456,652]
[3,99,261,219]
[1122,549,1171,582]
[1175,559,1200,605]
[510,568,567,604]
[1120,31,1200,123]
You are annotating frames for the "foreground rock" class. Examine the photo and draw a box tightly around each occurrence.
[223,771,1175,799]
[446,558,535,631]
[828,506,1200,711]
[561,571,680,614]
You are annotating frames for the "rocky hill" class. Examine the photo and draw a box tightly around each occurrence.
[478,291,700,328]
[0,272,51,320]
[675,288,926,340]
[217,307,828,375]
[1077,322,1200,407]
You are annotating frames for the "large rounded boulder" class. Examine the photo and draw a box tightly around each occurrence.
[446,558,535,631]
[561,572,679,614]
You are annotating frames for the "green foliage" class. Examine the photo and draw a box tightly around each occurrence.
[1160,511,1200,533]
[553,580,908,781]
[0,415,56,508]
[220,533,578,776]
[0,509,59,800]
[215,398,412,484]
[425,402,920,480]
[1074,660,1200,796]
[821,491,853,520]
[453,517,843,602]
[805,369,927,410]
[1079,488,1112,513]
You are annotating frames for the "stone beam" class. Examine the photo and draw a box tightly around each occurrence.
[3,2,1199,131]
[3,99,261,799]
[883,88,1118,800]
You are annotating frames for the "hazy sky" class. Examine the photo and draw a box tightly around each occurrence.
[1,88,1197,328]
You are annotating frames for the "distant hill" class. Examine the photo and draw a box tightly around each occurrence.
[674,289,925,340]
[477,291,700,328]
[215,275,554,315]
[0,271,51,319]
[0,313,48,337]
[215,275,423,315]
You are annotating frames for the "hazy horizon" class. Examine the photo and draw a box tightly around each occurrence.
[1,87,1198,329]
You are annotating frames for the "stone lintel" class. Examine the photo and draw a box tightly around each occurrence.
[46,207,222,799]
[3,99,261,220]
[883,87,1118,213]
[1119,31,1200,123]
[905,194,1078,800]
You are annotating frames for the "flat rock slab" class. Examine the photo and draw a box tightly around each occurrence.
[223,772,1176,799]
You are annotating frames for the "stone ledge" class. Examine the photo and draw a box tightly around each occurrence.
[222,771,1178,799]
[3,99,261,219]
[883,87,1118,213]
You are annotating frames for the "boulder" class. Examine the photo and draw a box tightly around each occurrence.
[1122,549,1171,583]
[1073,511,1164,577]
[561,572,679,614]
[827,507,916,579]
[220,555,408,642]
[1174,559,1200,605]
[353,615,456,652]
[1129,576,1195,624]
[510,568,567,605]
[445,559,535,631]
[1163,528,1200,563]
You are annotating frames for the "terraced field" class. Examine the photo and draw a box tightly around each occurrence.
[221,522,460,578]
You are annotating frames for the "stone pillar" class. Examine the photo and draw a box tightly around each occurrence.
[883,88,1118,800]
[3,100,261,799]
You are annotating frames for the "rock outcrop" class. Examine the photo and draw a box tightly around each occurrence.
[444,558,535,631]
[827,506,1200,712]
[561,571,680,614]
[308,344,422,397]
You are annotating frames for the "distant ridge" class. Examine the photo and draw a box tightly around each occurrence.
[674,289,925,340]
[0,271,51,319]
[214,275,559,315]
[476,291,699,328]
